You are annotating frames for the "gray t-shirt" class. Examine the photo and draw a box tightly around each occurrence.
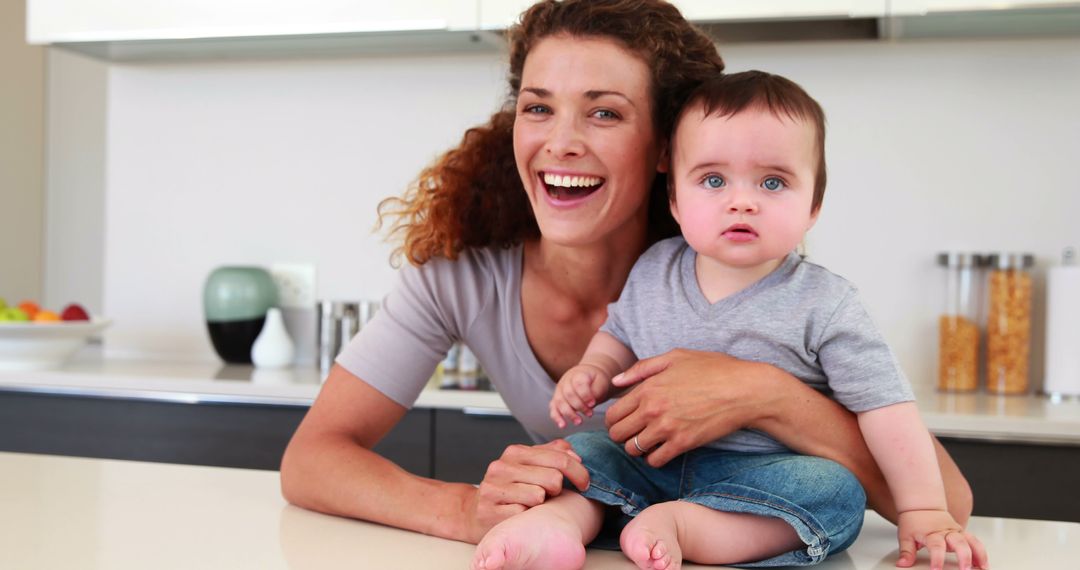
[336,245,608,443]
[601,236,915,454]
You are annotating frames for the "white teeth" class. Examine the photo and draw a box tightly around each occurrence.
[543,173,603,187]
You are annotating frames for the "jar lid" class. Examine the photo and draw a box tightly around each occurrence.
[936,252,984,268]
[986,252,1035,270]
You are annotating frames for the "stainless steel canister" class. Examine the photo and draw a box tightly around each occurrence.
[316,300,380,374]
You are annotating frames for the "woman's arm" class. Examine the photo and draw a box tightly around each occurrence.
[280,364,588,543]
[604,349,973,525]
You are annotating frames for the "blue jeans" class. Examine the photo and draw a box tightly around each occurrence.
[565,431,866,567]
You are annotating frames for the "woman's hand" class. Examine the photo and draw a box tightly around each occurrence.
[605,349,779,468]
[463,439,590,542]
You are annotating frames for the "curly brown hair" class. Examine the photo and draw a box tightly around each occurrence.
[379,0,724,266]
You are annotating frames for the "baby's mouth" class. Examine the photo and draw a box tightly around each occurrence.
[541,172,605,200]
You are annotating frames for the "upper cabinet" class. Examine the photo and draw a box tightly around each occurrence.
[26,0,1080,60]
[886,0,1080,38]
[26,0,477,44]
[478,0,887,30]
[672,1,887,22]
[890,0,1080,15]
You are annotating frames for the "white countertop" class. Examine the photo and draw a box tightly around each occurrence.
[1,451,1076,569]
[2,347,1079,444]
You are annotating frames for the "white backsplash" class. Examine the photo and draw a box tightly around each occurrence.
[45,38,1080,388]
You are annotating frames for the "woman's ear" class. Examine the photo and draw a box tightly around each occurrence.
[656,139,670,174]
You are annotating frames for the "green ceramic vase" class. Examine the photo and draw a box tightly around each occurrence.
[203,266,278,364]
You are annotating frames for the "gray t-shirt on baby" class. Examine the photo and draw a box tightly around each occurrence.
[335,245,609,444]
[601,236,915,454]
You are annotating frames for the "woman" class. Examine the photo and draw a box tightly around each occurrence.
[280,0,973,554]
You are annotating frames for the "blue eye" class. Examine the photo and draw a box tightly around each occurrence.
[522,104,550,115]
[703,174,725,189]
[762,177,785,191]
[593,109,619,120]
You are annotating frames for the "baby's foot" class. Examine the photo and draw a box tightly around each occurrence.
[620,503,684,570]
[471,506,587,570]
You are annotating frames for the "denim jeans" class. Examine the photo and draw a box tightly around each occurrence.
[565,431,866,567]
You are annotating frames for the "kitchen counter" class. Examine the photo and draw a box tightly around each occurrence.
[1,348,1078,445]
[1,451,1076,569]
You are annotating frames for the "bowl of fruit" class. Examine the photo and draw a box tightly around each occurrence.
[0,299,111,371]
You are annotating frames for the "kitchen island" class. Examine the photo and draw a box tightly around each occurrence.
[2,451,1076,570]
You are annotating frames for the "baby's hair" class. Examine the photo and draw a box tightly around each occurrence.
[673,71,827,213]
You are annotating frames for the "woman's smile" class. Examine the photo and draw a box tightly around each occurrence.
[539,171,606,205]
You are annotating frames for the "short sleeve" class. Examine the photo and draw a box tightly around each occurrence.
[335,257,473,408]
[816,289,915,412]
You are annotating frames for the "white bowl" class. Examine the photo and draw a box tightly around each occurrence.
[0,318,111,371]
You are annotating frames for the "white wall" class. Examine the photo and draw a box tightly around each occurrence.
[43,49,107,315]
[0,0,44,304]
[47,36,1080,390]
[100,52,507,359]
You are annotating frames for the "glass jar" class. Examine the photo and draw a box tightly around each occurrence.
[985,253,1035,395]
[937,253,983,392]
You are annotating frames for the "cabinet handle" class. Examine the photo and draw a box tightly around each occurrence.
[462,406,513,418]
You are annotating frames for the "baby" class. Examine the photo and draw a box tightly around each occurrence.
[473,71,988,570]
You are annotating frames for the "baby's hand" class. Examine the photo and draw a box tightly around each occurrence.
[896,509,989,570]
[549,364,612,429]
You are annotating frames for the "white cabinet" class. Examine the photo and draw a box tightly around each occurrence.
[479,0,534,30]
[27,0,478,44]
[671,1,887,21]
[890,0,1080,16]
[479,0,888,31]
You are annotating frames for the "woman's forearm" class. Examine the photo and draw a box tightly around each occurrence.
[281,430,477,541]
[750,365,895,519]
[280,368,478,541]
[748,364,972,525]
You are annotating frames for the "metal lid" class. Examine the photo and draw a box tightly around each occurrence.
[937,252,984,268]
[986,252,1035,270]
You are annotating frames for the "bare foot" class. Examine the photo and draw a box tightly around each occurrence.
[471,505,588,570]
[620,503,684,570]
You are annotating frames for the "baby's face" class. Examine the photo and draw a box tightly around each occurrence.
[670,104,819,270]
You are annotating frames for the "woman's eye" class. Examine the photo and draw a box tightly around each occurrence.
[762,177,785,191]
[522,104,550,115]
[703,175,725,189]
[592,109,619,120]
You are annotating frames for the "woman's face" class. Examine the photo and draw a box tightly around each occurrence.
[513,34,662,247]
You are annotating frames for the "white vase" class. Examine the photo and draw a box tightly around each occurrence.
[251,308,295,368]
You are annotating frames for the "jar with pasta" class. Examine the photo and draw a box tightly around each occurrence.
[937,253,983,392]
[985,253,1035,395]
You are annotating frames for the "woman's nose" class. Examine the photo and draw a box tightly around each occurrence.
[545,116,585,159]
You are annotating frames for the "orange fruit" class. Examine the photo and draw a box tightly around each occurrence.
[18,301,40,319]
[34,310,61,322]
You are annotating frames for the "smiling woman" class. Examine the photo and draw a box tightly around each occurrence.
[279,0,975,560]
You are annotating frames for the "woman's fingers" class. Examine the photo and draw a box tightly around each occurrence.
[604,386,648,442]
[611,353,672,387]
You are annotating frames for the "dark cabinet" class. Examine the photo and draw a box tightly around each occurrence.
[0,390,432,474]
[939,437,1080,523]
[432,408,533,483]
[3,389,1077,523]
